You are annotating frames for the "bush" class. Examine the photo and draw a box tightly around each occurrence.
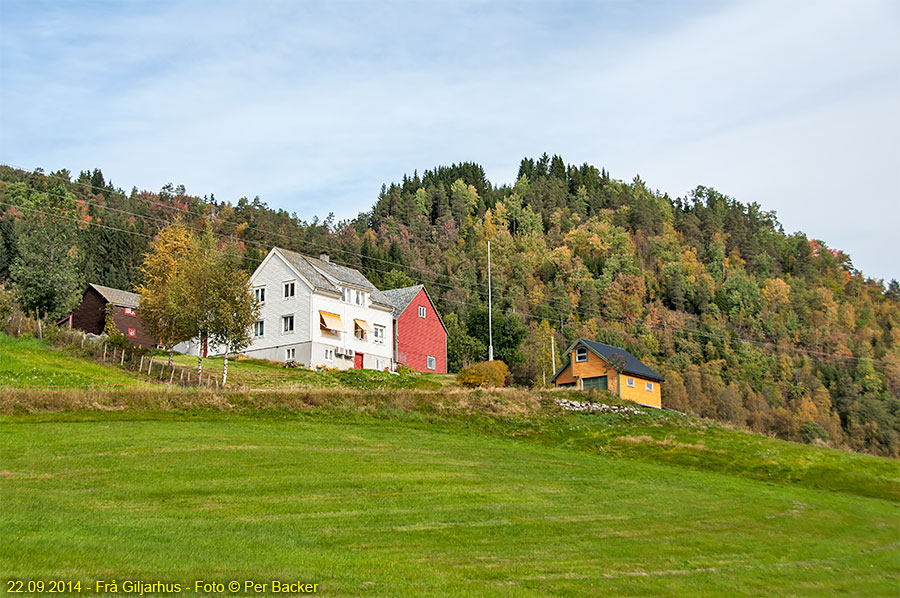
[800,420,828,444]
[457,360,510,388]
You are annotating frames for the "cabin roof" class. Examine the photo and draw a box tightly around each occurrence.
[88,284,141,308]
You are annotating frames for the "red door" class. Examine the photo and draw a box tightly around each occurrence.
[354,352,364,369]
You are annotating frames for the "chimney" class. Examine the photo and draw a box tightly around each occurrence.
[319,253,329,262]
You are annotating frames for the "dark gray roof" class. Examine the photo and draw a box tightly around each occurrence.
[305,255,377,291]
[276,248,388,306]
[374,285,424,316]
[578,339,665,382]
[89,284,140,308]
[277,248,343,293]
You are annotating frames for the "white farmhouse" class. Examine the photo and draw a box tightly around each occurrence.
[242,247,394,370]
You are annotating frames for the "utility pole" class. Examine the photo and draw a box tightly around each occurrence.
[551,335,556,373]
[487,240,494,361]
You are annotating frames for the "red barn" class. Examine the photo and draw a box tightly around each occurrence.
[375,285,447,373]
[62,284,156,348]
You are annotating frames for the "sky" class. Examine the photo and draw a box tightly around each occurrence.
[1,0,898,281]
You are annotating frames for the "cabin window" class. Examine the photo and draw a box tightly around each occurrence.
[575,347,588,363]
[419,305,426,318]
[283,281,295,299]
[626,377,635,388]
[645,382,654,392]
[127,328,136,337]
[427,355,436,370]
[124,307,136,316]
[254,287,266,304]
[253,320,264,337]
[285,348,295,361]
[324,348,334,361]
[373,325,385,344]
[282,314,294,333]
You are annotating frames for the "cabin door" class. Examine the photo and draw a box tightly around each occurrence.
[354,352,364,369]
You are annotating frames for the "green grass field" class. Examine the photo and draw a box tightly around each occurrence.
[2,401,898,597]
[1,333,898,596]
[0,334,143,389]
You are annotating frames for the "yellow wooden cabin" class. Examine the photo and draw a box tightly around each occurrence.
[551,338,664,408]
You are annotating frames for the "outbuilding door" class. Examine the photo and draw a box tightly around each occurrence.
[582,376,608,391]
[354,352,364,369]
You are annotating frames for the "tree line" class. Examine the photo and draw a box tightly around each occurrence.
[0,158,898,455]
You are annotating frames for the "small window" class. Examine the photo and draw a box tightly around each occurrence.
[356,290,365,306]
[342,287,351,302]
[419,305,426,318]
[124,307,136,316]
[254,287,266,303]
[626,377,635,388]
[127,328,136,337]
[324,348,334,361]
[285,347,295,361]
[282,315,294,333]
[645,382,654,392]
[575,347,588,363]
[253,320,264,337]
[354,325,366,341]
[427,355,436,370]
[283,281,295,299]
[373,325,385,344]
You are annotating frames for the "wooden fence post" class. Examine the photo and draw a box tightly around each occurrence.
[139,355,145,373]
[147,357,153,375]
[102,344,107,362]
[120,350,125,366]
[169,367,175,384]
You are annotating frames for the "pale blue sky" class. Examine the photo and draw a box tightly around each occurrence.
[1,0,898,280]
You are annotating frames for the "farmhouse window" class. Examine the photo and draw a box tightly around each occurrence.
[645,382,654,392]
[342,287,351,302]
[253,320,264,337]
[282,315,294,333]
[319,311,346,333]
[626,377,635,388]
[124,307,136,316]
[324,348,335,361]
[419,305,426,318]
[254,287,266,303]
[575,347,588,362]
[283,281,295,299]
[285,348,295,361]
[355,290,366,306]
[427,355,436,370]
[373,325,385,344]
[127,328,136,337]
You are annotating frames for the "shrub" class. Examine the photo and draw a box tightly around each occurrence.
[800,420,828,444]
[457,360,510,388]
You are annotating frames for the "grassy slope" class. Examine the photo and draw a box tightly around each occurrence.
[0,334,143,388]
[2,405,898,597]
[167,352,446,390]
[1,335,898,595]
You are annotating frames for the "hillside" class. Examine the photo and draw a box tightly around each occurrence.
[1,160,898,457]
[2,386,898,596]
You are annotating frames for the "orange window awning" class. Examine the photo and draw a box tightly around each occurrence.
[319,311,346,332]
[354,318,373,332]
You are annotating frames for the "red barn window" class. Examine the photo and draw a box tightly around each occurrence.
[124,307,136,316]
[127,328,136,337]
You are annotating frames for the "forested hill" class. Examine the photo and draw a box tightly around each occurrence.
[0,157,898,456]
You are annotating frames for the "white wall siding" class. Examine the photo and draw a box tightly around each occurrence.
[309,292,393,370]
[245,251,312,359]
